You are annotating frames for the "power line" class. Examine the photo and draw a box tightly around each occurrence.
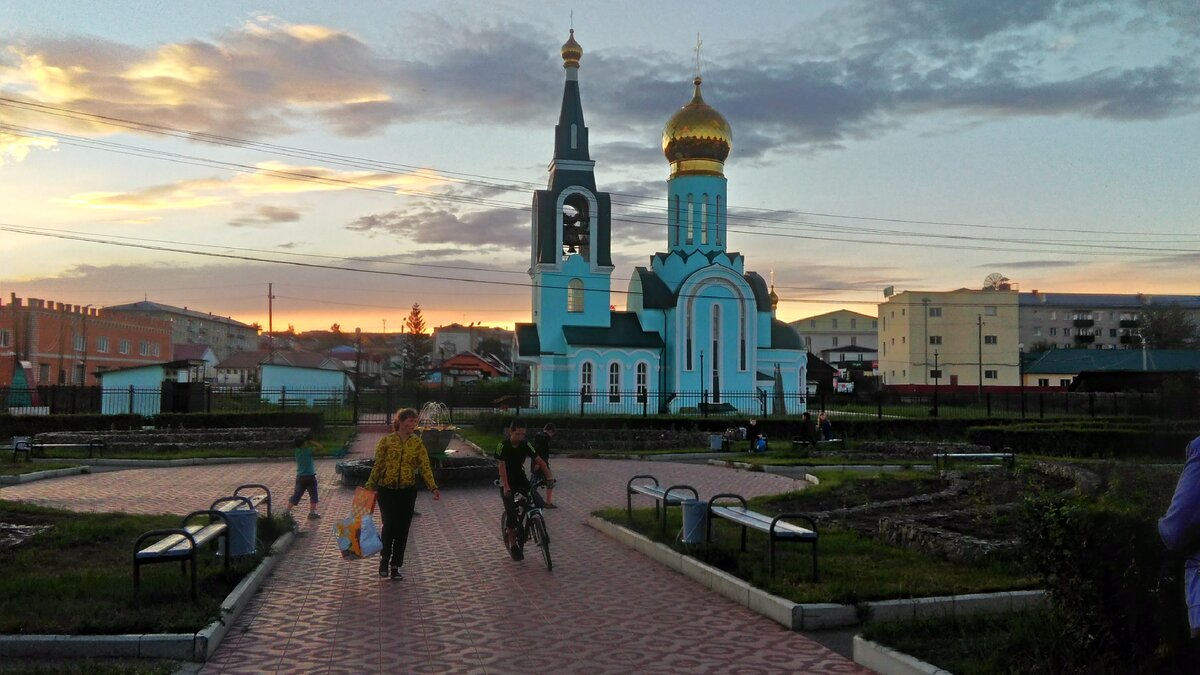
[4,99,1200,257]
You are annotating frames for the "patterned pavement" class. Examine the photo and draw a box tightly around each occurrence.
[1,429,871,674]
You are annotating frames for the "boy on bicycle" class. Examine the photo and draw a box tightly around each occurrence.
[497,421,553,560]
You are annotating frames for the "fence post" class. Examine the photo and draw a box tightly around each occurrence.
[759,390,767,417]
[1089,392,1095,418]
[1020,389,1026,419]
[986,392,992,417]
[385,385,393,418]
[642,394,648,417]
[1039,393,1044,419]
[281,387,287,411]
[579,390,585,417]
[128,385,135,415]
[876,391,883,419]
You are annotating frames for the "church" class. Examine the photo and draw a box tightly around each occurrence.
[514,31,807,415]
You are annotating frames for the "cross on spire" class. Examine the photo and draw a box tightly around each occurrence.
[694,33,703,80]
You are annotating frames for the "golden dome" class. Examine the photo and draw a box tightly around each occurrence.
[662,76,732,177]
[561,29,582,68]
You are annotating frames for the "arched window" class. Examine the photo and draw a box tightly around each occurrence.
[715,195,722,245]
[712,305,721,402]
[608,362,621,403]
[686,194,694,244]
[561,194,590,259]
[636,362,648,403]
[701,194,709,245]
[567,279,584,313]
[674,195,681,246]
[580,362,593,403]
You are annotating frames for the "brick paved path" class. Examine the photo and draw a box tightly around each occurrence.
[1,431,870,674]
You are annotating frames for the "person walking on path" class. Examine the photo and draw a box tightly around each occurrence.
[284,436,322,520]
[1159,434,1200,638]
[531,423,557,508]
[366,408,440,580]
[498,421,553,560]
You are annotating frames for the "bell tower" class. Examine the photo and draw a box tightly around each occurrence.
[530,30,614,355]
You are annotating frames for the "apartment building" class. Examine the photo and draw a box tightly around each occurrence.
[105,300,257,362]
[1020,291,1200,350]
[1,294,173,386]
[789,310,878,355]
[878,288,1020,389]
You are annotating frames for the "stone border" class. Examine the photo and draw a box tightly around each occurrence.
[0,466,90,485]
[0,531,294,662]
[708,459,936,474]
[853,635,951,675]
[587,516,1045,631]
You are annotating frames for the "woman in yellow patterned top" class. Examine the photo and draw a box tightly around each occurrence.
[365,407,440,580]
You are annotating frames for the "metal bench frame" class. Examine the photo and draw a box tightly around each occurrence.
[626,475,699,537]
[706,493,819,581]
[132,483,272,603]
[27,438,106,458]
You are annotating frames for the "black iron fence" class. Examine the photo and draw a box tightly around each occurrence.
[0,385,1184,424]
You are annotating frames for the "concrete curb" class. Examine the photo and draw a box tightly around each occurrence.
[0,466,90,484]
[42,456,295,468]
[0,531,295,662]
[853,635,951,675]
[587,515,1045,631]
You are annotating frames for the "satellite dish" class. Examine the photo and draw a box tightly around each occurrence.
[983,272,1009,290]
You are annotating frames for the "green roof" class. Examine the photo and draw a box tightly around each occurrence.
[634,267,676,309]
[770,318,804,350]
[1025,349,1200,374]
[514,323,541,357]
[744,272,773,312]
[563,312,664,349]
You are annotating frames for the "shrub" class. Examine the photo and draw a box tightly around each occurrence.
[968,424,1197,459]
[1020,493,1193,669]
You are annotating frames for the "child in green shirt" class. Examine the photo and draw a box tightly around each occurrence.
[285,436,322,520]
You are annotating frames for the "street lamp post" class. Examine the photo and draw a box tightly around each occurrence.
[932,350,940,417]
[1018,343,1026,418]
[922,297,930,385]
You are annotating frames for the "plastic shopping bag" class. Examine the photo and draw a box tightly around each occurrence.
[358,515,382,558]
[351,487,377,517]
[334,514,363,557]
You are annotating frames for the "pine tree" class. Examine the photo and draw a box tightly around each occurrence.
[401,303,431,386]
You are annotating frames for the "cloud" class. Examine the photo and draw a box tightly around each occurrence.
[228,204,302,228]
[58,161,445,211]
[0,131,57,164]
[346,205,529,250]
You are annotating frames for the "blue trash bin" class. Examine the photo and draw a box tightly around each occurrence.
[221,507,258,558]
[680,499,708,544]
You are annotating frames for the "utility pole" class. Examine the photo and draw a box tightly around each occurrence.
[353,327,362,424]
[977,314,984,399]
[922,297,930,385]
[932,350,939,417]
[267,283,275,355]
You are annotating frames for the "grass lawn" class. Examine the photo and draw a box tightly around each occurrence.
[861,610,1199,675]
[0,460,83,476]
[596,506,1032,605]
[28,426,357,462]
[0,499,291,634]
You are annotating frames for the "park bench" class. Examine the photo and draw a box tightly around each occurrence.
[626,475,699,537]
[706,493,819,580]
[28,436,106,458]
[697,401,738,415]
[11,437,32,462]
[132,484,272,602]
[791,437,846,451]
[932,451,1016,470]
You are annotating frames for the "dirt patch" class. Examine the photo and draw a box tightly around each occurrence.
[768,477,951,512]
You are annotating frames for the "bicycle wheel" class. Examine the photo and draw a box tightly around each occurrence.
[529,513,552,571]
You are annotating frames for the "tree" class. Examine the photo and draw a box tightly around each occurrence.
[330,323,342,335]
[401,303,432,386]
[1140,304,1199,350]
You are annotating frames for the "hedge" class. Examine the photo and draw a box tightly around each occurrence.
[1,411,322,439]
[967,425,1197,459]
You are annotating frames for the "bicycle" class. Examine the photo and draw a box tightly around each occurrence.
[499,477,555,571]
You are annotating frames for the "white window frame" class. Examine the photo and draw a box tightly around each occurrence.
[608,362,621,403]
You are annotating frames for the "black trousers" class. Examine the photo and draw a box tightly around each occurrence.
[376,486,418,568]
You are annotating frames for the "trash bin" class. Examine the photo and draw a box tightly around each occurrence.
[221,507,258,558]
[680,499,708,544]
[709,434,725,450]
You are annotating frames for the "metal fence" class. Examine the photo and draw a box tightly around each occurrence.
[0,385,1184,424]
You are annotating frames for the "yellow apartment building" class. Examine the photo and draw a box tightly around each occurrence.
[878,288,1021,389]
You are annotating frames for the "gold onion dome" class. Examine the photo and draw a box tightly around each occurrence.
[561,29,583,68]
[769,284,780,311]
[662,76,732,177]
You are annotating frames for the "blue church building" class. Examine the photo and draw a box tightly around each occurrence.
[515,31,807,415]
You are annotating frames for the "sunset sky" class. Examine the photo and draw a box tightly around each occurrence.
[2,1,1198,333]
